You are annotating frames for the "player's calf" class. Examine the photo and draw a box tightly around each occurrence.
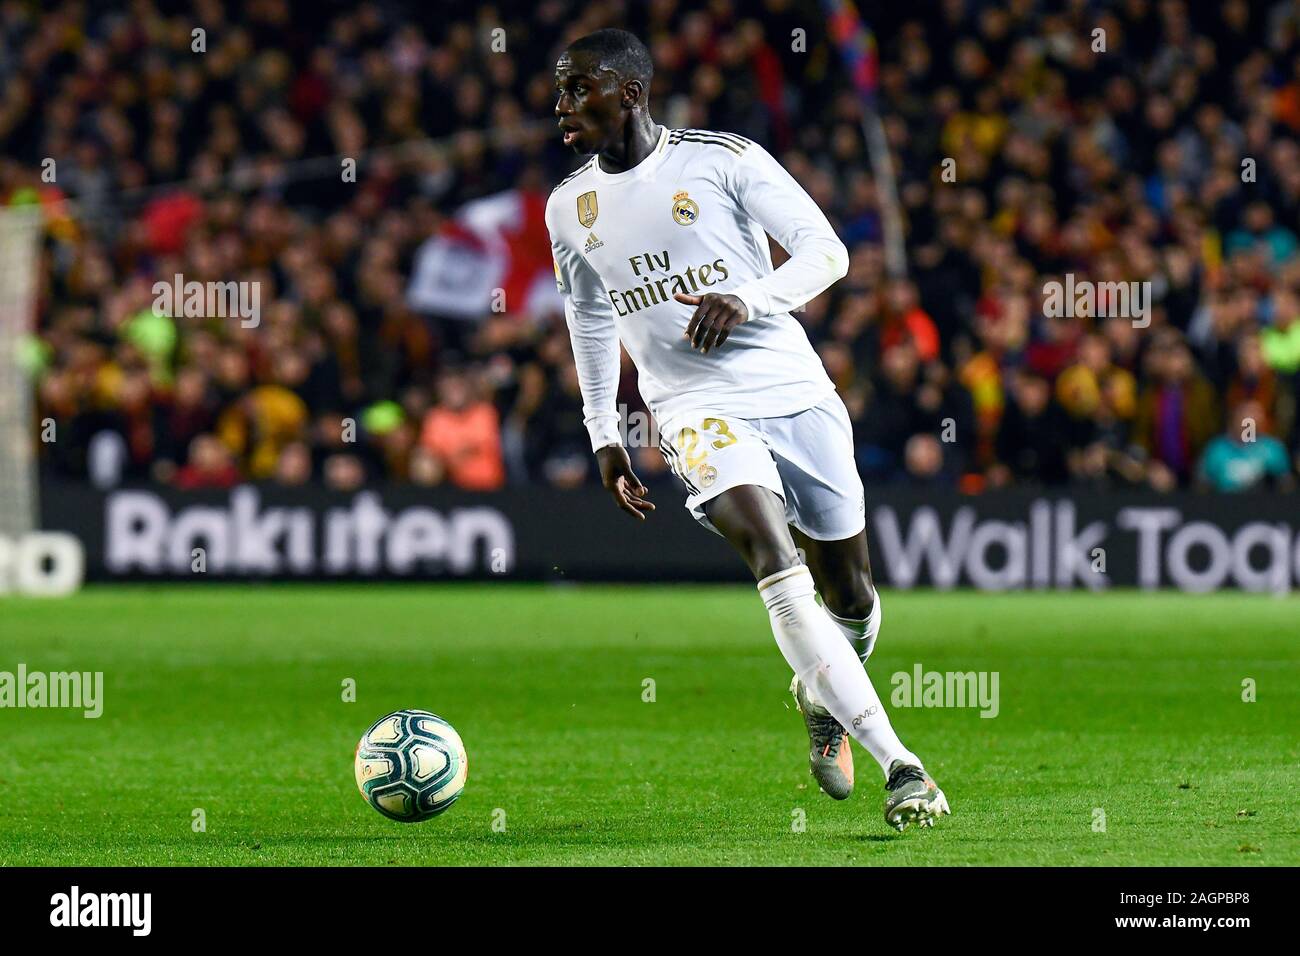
[825,592,882,663]
[795,529,883,662]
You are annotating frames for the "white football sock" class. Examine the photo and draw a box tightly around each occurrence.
[760,566,918,778]
[801,592,881,708]
[826,591,882,663]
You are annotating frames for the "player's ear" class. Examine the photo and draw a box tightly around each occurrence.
[622,78,643,109]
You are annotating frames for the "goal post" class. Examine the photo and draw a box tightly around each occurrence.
[0,205,43,538]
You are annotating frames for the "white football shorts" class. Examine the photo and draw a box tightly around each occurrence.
[657,393,866,541]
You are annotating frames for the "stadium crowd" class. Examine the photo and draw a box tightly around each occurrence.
[4,0,1300,494]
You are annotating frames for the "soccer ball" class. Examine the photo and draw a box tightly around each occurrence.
[354,709,468,822]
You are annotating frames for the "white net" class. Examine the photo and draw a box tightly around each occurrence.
[0,205,42,537]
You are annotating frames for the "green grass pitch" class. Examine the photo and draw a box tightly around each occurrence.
[2,585,1297,866]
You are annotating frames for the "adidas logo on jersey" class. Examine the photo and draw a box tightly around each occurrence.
[584,232,604,254]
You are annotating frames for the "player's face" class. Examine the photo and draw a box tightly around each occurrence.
[554,52,621,154]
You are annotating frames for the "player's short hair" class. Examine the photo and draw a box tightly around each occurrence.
[565,28,653,90]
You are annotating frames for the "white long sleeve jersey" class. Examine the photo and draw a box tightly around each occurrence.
[545,125,849,451]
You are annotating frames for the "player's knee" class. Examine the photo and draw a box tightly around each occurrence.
[733,526,800,580]
[824,575,876,620]
[735,530,799,580]
[751,546,801,581]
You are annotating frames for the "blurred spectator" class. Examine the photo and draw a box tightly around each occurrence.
[1132,334,1219,488]
[530,360,593,488]
[992,372,1070,485]
[323,453,368,492]
[153,367,218,479]
[880,279,941,363]
[857,342,929,479]
[419,369,505,490]
[904,433,957,484]
[408,446,446,487]
[1263,290,1300,374]
[274,441,314,486]
[215,367,310,480]
[1198,400,1295,492]
[175,435,241,490]
[1225,202,1298,273]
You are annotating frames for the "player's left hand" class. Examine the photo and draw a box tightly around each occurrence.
[676,292,748,354]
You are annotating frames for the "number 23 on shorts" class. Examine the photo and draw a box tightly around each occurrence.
[677,417,738,469]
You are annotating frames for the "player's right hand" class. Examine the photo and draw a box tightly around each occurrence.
[596,445,655,521]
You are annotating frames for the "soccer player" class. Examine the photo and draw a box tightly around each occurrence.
[546,29,949,831]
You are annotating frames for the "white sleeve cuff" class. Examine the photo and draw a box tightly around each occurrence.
[728,283,768,322]
[585,416,623,453]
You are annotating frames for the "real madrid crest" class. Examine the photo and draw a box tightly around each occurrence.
[698,463,717,487]
[672,190,699,226]
[577,191,599,228]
